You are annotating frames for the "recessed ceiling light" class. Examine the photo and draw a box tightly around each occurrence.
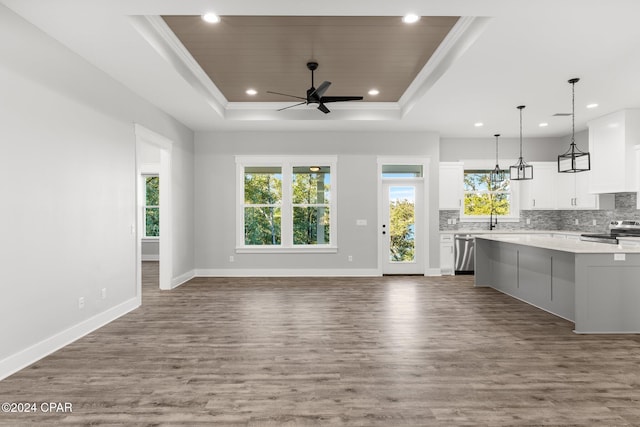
[245,89,258,96]
[202,13,220,24]
[539,122,549,127]
[368,89,380,96]
[402,14,420,24]
[586,103,599,109]
[474,122,484,127]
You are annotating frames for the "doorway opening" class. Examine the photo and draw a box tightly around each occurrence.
[135,125,173,294]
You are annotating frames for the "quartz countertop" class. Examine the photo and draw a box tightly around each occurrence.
[476,234,640,254]
[440,230,581,236]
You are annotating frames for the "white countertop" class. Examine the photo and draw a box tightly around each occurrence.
[476,234,640,254]
[440,230,581,236]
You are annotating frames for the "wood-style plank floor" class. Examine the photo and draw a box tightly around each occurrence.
[2,262,640,426]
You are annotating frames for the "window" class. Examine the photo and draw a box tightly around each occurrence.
[462,170,512,218]
[237,157,337,252]
[243,167,282,245]
[144,175,159,237]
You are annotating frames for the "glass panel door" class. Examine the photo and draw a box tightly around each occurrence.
[382,181,423,274]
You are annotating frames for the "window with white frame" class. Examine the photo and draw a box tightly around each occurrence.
[143,175,159,237]
[237,157,337,251]
[462,169,513,218]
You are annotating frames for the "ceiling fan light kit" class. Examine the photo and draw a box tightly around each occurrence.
[558,78,591,173]
[509,105,534,181]
[267,61,364,114]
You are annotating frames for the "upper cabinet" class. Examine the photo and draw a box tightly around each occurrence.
[556,169,613,210]
[588,109,640,194]
[637,145,640,209]
[520,162,557,209]
[439,162,463,210]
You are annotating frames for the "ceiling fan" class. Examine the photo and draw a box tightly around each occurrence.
[267,61,363,114]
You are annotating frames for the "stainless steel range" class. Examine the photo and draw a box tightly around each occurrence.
[580,220,640,244]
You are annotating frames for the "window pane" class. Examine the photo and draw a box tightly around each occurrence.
[463,171,490,192]
[244,207,281,245]
[389,189,415,262]
[244,168,282,204]
[145,207,159,237]
[381,164,423,178]
[292,167,330,204]
[464,193,511,216]
[145,176,159,205]
[293,207,330,245]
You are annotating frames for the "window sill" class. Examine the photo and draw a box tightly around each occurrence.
[236,246,338,254]
[142,237,160,242]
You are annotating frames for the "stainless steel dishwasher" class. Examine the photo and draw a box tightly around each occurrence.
[454,234,475,274]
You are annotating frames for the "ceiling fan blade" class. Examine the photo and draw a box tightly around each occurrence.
[320,96,364,103]
[267,91,306,101]
[311,81,332,98]
[317,103,330,114]
[277,102,306,111]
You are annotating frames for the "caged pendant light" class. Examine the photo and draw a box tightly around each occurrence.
[490,133,506,186]
[558,78,590,173]
[509,105,533,180]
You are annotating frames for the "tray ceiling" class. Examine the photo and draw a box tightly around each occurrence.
[161,15,459,104]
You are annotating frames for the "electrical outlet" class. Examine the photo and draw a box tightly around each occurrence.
[78,297,85,309]
[229,255,235,262]
[526,218,531,225]
[575,218,579,225]
[101,288,107,299]
[592,219,597,226]
[348,255,353,262]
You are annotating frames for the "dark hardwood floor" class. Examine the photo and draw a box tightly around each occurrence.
[2,262,640,425]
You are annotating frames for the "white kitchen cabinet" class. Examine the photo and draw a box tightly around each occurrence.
[588,109,640,194]
[440,233,454,275]
[636,145,640,209]
[556,170,613,210]
[520,162,557,209]
[439,162,463,210]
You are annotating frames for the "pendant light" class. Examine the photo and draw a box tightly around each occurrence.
[490,133,506,186]
[558,78,590,173]
[509,105,533,180]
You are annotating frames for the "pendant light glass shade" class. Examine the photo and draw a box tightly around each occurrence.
[509,105,533,180]
[558,78,591,173]
[490,133,506,185]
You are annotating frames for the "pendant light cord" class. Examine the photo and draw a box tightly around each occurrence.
[518,105,525,159]
[571,79,576,148]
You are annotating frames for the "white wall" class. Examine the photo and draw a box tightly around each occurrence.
[194,131,440,274]
[440,136,566,162]
[0,5,194,378]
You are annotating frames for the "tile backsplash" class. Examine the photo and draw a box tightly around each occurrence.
[440,192,639,232]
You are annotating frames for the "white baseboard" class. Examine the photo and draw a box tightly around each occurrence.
[424,268,442,276]
[171,269,196,289]
[195,268,381,277]
[0,297,140,381]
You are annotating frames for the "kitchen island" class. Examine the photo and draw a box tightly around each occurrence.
[475,234,640,333]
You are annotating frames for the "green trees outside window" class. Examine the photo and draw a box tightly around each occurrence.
[242,163,333,247]
[244,167,282,245]
[144,176,159,237]
[463,170,511,216]
[292,167,330,245]
[389,198,415,262]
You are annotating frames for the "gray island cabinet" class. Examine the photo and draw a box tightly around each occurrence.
[475,234,640,333]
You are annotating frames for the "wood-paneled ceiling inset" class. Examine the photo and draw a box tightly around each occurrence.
[162,16,460,103]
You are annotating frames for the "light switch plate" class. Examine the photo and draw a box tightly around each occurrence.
[614,253,626,261]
